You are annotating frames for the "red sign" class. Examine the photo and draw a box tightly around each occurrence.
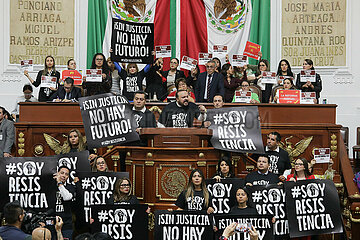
[243,41,261,60]
[61,70,83,85]
[278,90,300,104]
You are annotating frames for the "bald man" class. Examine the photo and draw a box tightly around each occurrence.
[32,227,51,240]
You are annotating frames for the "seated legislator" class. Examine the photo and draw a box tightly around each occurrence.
[158,90,206,128]
[195,60,225,103]
[167,78,196,102]
[287,158,315,182]
[232,80,260,103]
[50,77,82,102]
[270,78,297,103]
[12,84,38,119]
[245,155,280,186]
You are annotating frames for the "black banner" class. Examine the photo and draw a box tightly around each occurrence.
[56,151,91,185]
[0,156,57,212]
[205,178,245,214]
[111,18,154,63]
[214,214,273,240]
[284,180,343,237]
[248,184,289,236]
[155,210,213,240]
[91,204,148,240]
[77,172,129,222]
[79,93,140,148]
[207,107,264,153]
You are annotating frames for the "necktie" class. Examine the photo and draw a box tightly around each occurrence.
[65,92,69,100]
[207,74,212,101]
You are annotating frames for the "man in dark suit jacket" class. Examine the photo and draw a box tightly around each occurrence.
[50,77,82,102]
[195,60,224,102]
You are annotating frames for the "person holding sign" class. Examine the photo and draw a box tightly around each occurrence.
[167,78,196,102]
[145,57,168,101]
[255,59,273,103]
[53,166,76,239]
[61,129,97,162]
[158,90,206,127]
[108,177,139,205]
[232,80,260,103]
[195,60,225,103]
[245,155,280,186]
[50,77,82,102]
[213,156,235,181]
[276,59,294,82]
[186,65,201,90]
[270,78,297,103]
[92,156,110,172]
[83,53,112,96]
[175,169,214,214]
[162,58,186,88]
[221,64,242,102]
[67,59,77,70]
[287,158,315,182]
[24,55,60,102]
[229,187,258,215]
[295,59,322,102]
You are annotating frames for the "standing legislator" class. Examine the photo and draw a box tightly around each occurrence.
[158,90,206,127]
[195,60,224,102]
[0,107,15,157]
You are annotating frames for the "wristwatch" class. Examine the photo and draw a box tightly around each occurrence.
[219,236,228,240]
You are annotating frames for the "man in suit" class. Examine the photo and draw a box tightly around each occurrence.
[195,60,224,102]
[50,77,82,102]
[0,106,14,157]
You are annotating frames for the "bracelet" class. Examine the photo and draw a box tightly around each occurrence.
[57,182,63,186]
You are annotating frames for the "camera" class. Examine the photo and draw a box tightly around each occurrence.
[21,210,54,234]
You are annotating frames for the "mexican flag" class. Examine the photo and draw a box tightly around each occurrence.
[87,0,262,70]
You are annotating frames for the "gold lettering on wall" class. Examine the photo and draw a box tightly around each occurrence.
[281,0,346,66]
[9,0,75,65]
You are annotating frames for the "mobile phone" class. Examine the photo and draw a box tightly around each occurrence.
[234,223,251,233]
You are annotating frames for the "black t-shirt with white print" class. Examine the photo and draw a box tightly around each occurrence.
[159,102,201,127]
[175,190,212,212]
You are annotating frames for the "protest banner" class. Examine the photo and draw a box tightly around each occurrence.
[61,70,83,85]
[111,18,154,63]
[56,151,90,185]
[213,45,228,59]
[86,69,102,83]
[233,91,251,103]
[155,210,213,240]
[260,71,277,84]
[232,55,247,67]
[20,59,33,72]
[91,204,148,240]
[300,92,316,104]
[278,90,301,104]
[206,178,245,214]
[77,172,129,222]
[198,53,213,66]
[0,156,58,212]
[180,56,198,71]
[285,180,343,237]
[300,70,316,82]
[207,107,264,153]
[243,41,261,60]
[314,148,331,163]
[214,214,273,240]
[248,185,289,236]
[40,76,57,88]
[79,93,140,148]
[155,45,172,58]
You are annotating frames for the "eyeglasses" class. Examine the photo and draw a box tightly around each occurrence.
[294,163,304,166]
[120,184,130,188]
[96,161,106,165]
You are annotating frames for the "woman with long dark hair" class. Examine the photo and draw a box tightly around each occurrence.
[145,57,167,101]
[287,158,315,181]
[221,63,242,102]
[213,156,235,181]
[175,169,214,214]
[270,78,297,103]
[229,187,258,215]
[295,59,322,102]
[255,59,273,103]
[83,53,112,96]
[24,55,60,102]
[276,59,294,78]
[110,177,139,204]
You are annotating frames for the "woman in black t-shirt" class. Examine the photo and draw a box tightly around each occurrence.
[229,187,258,215]
[175,169,214,214]
[213,156,235,181]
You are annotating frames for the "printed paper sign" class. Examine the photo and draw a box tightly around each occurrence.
[261,71,277,84]
[232,55,247,67]
[300,70,316,82]
[180,56,198,71]
[243,41,261,60]
[41,76,57,88]
[155,45,171,58]
[279,90,300,104]
[233,91,251,103]
[20,59,33,71]
[111,18,154,64]
[86,69,102,83]
[300,92,316,104]
[61,70,83,85]
[198,53,213,66]
[213,45,228,58]
[314,148,331,163]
